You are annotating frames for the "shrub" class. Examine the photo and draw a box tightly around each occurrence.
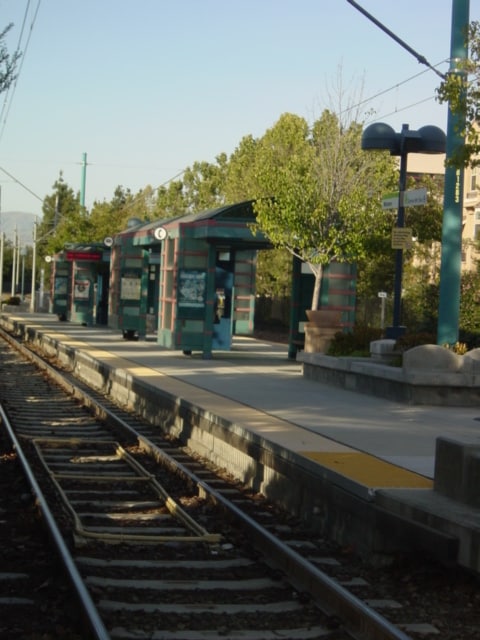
[327,325,383,356]
[442,341,468,355]
[3,296,21,306]
[458,329,480,350]
[394,332,436,352]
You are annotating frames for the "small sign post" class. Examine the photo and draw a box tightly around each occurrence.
[378,291,387,329]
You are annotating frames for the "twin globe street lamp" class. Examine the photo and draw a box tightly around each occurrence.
[361,122,446,339]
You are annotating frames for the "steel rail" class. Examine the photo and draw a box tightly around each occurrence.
[141,436,412,640]
[0,402,111,640]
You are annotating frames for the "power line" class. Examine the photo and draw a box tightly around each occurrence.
[347,59,449,115]
[376,95,438,121]
[0,164,44,202]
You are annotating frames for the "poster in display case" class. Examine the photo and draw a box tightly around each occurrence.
[178,270,206,308]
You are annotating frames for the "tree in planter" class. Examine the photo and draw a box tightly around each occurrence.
[250,110,397,311]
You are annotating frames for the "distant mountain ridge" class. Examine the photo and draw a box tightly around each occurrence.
[0,211,39,245]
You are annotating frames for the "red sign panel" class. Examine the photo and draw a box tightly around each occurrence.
[66,251,101,261]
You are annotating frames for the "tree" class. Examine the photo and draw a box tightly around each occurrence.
[181,156,228,212]
[224,134,259,203]
[154,156,228,218]
[90,185,155,239]
[37,174,83,257]
[155,180,188,218]
[436,20,480,167]
[251,111,397,310]
[0,24,20,95]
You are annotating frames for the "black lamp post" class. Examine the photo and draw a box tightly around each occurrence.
[361,122,446,340]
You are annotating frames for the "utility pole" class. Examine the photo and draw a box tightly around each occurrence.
[30,220,37,312]
[80,152,87,209]
[11,227,17,296]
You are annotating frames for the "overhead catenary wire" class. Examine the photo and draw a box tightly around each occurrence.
[343,59,449,118]
[346,0,447,80]
[377,96,438,122]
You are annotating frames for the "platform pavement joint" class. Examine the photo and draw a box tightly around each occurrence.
[2,312,480,574]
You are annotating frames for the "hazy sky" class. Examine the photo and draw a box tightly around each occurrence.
[0,0,478,224]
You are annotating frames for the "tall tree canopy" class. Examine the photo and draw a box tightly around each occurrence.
[37,175,83,257]
[250,111,398,309]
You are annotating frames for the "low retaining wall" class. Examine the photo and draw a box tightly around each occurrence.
[298,348,480,406]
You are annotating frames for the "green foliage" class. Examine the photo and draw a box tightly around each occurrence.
[436,20,480,168]
[249,111,397,310]
[2,295,20,306]
[255,248,292,299]
[394,332,436,352]
[402,275,439,334]
[458,329,480,349]
[404,174,444,242]
[155,180,188,218]
[459,269,480,333]
[155,156,228,217]
[442,341,469,355]
[327,325,383,356]
[225,135,259,202]
[90,185,155,239]
[37,174,82,257]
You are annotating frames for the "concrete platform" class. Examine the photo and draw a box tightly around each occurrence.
[2,312,480,572]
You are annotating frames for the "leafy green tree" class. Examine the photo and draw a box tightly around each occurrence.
[224,134,259,202]
[182,155,228,211]
[37,174,83,256]
[404,174,444,243]
[459,269,480,334]
[155,180,188,218]
[455,238,480,340]
[90,185,155,239]
[255,248,292,299]
[251,111,397,310]
[0,24,20,94]
[155,156,228,218]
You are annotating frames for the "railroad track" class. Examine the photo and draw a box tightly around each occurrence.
[0,325,473,639]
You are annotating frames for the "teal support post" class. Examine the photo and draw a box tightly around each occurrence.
[437,0,470,345]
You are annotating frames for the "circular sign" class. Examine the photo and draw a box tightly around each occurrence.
[153,226,167,241]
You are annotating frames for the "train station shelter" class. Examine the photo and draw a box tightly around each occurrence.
[51,242,111,326]
[108,200,271,357]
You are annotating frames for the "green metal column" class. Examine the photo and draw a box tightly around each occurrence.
[437,0,470,345]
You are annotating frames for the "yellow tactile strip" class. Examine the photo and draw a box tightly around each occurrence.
[300,451,433,489]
